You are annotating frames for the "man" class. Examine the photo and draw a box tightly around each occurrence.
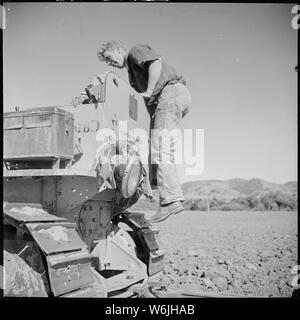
[97,41,192,223]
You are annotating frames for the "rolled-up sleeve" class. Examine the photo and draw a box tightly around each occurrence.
[129,44,161,69]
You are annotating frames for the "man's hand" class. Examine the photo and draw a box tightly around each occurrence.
[141,89,153,99]
[70,92,89,107]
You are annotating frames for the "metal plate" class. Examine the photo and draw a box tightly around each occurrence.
[129,95,138,121]
[3,168,97,178]
[4,106,74,118]
[127,212,151,228]
[3,202,66,223]
[61,286,96,298]
[3,251,49,297]
[4,116,23,130]
[148,250,165,276]
[141,229,159,251]
[23,114,52,128]
[46,251,93,297]
[26,222,88,254]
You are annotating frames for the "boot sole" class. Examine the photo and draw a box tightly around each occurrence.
[151,206,184,223]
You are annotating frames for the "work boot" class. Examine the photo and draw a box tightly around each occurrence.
[150,201,184,223]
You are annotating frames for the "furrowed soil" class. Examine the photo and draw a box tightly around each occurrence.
[144,210,298,297]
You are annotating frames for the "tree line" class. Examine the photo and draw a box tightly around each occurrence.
[183,189,297,211]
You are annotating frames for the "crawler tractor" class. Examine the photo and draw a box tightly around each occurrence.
[3,72,164,297]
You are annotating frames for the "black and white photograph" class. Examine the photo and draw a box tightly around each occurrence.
[1,1,298,302]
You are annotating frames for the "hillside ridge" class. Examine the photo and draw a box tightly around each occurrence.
[130,178,297,211]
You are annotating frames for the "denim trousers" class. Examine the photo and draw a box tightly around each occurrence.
[150,83,192,205]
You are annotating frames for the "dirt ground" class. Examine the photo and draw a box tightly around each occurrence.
[144,210,298,297]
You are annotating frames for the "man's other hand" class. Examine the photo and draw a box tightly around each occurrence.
[141,89,153,99]
[70,93,89,107]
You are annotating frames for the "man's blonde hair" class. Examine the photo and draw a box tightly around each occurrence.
[97,41,127,60]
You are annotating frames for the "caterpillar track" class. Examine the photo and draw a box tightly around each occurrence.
[3,202,164,297]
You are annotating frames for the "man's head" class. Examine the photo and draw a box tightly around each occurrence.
[97,41,128,69]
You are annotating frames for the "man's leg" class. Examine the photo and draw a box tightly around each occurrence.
[150,83,192,222]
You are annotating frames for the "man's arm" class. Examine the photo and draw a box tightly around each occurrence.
[142,58,163,98]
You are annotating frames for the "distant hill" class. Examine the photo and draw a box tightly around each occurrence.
[182,178,285,197]
[130,178,298,211]
[226,178,280,195]
[283,181,298,194]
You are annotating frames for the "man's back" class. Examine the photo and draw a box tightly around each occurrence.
[127,44,186,106]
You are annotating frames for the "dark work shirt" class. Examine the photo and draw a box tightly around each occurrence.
[126,44,186,107]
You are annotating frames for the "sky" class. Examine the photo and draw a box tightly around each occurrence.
[3,2,298,184]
